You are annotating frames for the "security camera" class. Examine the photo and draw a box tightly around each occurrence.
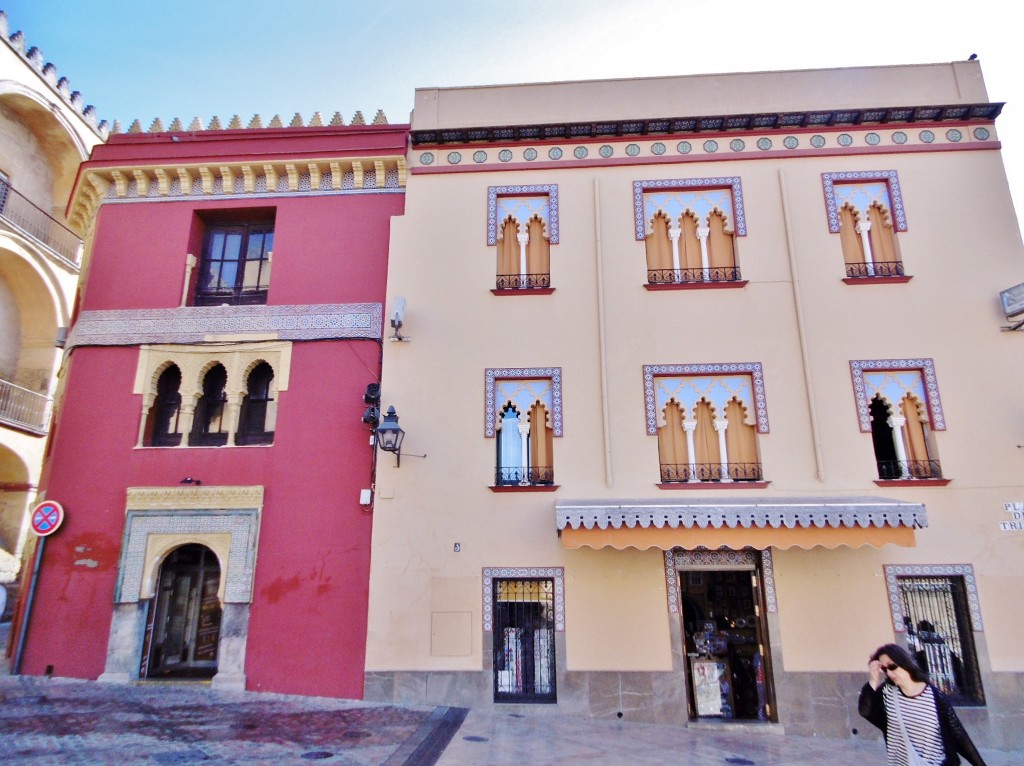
[391,296,406,329]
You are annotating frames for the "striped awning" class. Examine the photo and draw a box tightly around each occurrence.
[556,496,926,550]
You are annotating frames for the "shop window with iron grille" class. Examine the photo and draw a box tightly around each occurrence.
[493,578,556,703]
[897,576,984,705]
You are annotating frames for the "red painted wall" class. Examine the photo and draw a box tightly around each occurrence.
[23,127,405,699]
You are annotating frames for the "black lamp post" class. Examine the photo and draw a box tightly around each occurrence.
[375,406,405,466]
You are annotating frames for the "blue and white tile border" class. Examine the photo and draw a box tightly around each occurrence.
[643,362,768,436]
[664,548,777,614]
[884,563,982,632]
[633,177,747,240]
[850,358,945,432]
[485,367,563,438]
[486,184,559,245]
[822,170,907,233]
[482,567,565,632]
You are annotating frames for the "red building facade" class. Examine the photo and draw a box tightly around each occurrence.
[11,119,408,697]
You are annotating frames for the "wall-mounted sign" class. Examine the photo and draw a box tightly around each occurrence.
[1000,283,1024,319]
[1001,502,1024,532]
[30,500,65,537]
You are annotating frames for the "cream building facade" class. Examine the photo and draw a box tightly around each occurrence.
[0,11,105,594]
[366,62,1024,748]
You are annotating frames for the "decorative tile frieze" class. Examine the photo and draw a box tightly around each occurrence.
[67,303,383,349]
[482,567,565,632]
[126,485,264,511]
[884,563,983,632]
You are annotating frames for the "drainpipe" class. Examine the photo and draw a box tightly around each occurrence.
[11,535,45,675]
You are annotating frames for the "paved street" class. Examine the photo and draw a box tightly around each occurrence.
[1,624,1019,765]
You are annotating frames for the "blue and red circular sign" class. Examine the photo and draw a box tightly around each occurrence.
[30,500,65,537]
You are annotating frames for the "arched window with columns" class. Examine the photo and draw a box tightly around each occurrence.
[648,365,767,484]
[486,368,562,488]
[636,179,745,287]
[824,171,909,281]
[851,359,946,482]
[487,185,558,292]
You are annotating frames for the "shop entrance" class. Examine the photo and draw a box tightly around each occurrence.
[141,544,222,679]
[679,567,774,721]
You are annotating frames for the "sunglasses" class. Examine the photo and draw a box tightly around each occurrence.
[882,663,900,672]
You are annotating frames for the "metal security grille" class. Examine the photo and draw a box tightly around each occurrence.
[493,579,556,703]
[897,576,984,705]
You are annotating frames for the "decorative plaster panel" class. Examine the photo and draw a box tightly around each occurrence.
[482,567,565,632]
[850,359,945,432]
[485,367,563,437]
[67,303,383,349]
[115,507,260,604]
[822,170,907,233]
[884,563,982,632]
[487,185,559,245]
[644,363,767,435]
[634,178,746,240]
[126,485,264,511]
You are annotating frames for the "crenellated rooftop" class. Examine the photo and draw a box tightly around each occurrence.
[0,10,108,138]
[114,109,390,135]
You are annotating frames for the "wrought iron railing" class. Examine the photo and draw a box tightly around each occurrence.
[660,462,764,483]
[0,378,51,434]
[495,273,551,290]
[648,266,742,285]
[495,466,554,486]
[0,181,82,265]
[876,459,943,480]
[844,260,905,278]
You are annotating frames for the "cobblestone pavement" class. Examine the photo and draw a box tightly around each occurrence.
[2,623,1019,765]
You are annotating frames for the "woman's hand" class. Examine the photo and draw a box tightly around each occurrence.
[868,658,886,689]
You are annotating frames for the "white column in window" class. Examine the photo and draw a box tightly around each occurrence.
[225,392,243,445]
[179,402,197,447]
[696,224,711,281]
[855,218,876,276]
[137,393,156,447]
[713,418,732,482]
[683,419,698,482]
[517,420,531,485]
[668,226,682,282]
[517,229,530,286]
[887,415,911,478]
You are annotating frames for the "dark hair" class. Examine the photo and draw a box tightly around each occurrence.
[871,643,930,684]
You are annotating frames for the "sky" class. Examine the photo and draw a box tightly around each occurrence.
[5,0,1024,219]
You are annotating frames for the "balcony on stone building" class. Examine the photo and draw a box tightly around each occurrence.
[0,180,82,266]
[0,377,51,436]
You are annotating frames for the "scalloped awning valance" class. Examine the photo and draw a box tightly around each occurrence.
[556,496,926,550]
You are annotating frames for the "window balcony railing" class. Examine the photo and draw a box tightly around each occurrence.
[495,466,554,486]
[845,260,905,279]
[876,459,943,481]
[0,377,51,435]
[0,181,82,266]
[647,267,742,285]
[660,462,764,483]
[495,273,551,290]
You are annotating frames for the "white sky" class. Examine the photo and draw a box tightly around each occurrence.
[5,0,1024,221]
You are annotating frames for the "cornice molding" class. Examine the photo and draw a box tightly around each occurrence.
[69,155,408,230]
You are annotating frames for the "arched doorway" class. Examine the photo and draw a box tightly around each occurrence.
[142,544,222,679]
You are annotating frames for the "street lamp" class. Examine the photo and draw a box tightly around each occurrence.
[375,406,405,466]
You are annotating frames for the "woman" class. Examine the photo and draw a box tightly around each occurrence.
[858,643,987,766]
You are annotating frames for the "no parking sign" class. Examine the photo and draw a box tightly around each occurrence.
[30,500,65,537]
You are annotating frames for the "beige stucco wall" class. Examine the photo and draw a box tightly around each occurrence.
[368,64,1024,701]
[413,62,988,131]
